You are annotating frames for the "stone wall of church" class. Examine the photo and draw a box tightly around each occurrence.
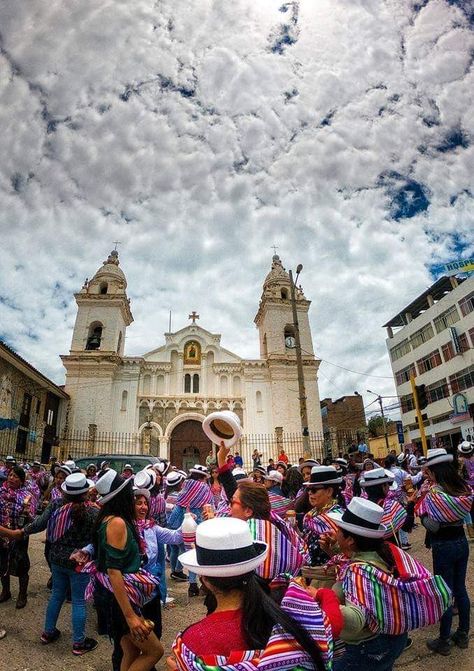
[71,304,124,353]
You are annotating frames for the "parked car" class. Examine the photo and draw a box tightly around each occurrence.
[75,454,162,475]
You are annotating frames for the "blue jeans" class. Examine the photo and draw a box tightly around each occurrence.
[334,633,408,671]
[169,543,185,573]
[432,536,470,639]
[44,563,90,644]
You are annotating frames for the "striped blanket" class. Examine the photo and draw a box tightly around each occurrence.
[172,580,333,670]
[47,502,74,542]
[340,543,451,635]
[177,480,213,509]
[381,498,407,539]
[268,492,291,517]
[303,505,343,536]
[83,561,159,607]
[248,516,307,581]
[416,485,473,523]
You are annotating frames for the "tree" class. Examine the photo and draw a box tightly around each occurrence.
[367,415,394,438]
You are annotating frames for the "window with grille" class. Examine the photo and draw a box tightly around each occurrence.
[469,327,474,348]
[395,364,416,386]
[400,394,415,413]
[433,305,460,333]
[390,339,411,361]
[426,379,449,403]
[441,341,455,362]
[410,323,434,349]
[459,291,474,317]
[449,365,474,394]
[416,349,442,374]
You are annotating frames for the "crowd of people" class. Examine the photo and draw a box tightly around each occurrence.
[0,436,472,670]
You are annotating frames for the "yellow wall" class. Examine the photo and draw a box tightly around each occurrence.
[368,429,409,460]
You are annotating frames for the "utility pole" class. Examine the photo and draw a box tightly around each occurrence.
[289,267,311,457]
[367,390,390,452]
[410,374,429,455]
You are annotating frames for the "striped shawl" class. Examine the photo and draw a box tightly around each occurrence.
[248,516,308,581]
[380,498,407,539]
[172,580,333,670]
[83,560,159,607]
[177,480,213,509]
[340,543,451,635]
[415,484,473,523]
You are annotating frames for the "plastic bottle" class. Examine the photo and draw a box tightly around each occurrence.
[182,509,198,549]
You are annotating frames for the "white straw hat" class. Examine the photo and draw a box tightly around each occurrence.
[96,469,133,505]
[178,518,268,577]
[263,470,283,485]
[302,465,343,487]
[360,467,396,488]
[166,470,187,487]
[61,472,90,496]
[458,441,474,456]
[133,469,156,491]
[202,411,242,448]
[425,448,453,467]
[328,497,387,539]
[189,464,210,478]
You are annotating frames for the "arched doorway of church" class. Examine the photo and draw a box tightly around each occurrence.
[169,420,212,470]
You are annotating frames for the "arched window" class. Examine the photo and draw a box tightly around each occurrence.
[86,322,103,350]
[256,390,263,412]
[121,390,128,411]
[192,374,199,393]
[99,282,108,295]
[184,374,191,393]
[143,374,151,395]
[281,288,288,300]
[284,324,296,349]
[233,376,241,396]
[220,375,228,396]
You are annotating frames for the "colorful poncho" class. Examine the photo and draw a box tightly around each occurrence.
[268,492,291,517]
[83,560,159,608]
[50,486,63,502]
[248,515,308,581]
[172,580,333,671]
[149,493,166,522]
[415,485,473,523]
[380,498,407,539]
[177,479,213,509]
[339,543,451,635]
[0,484,34,529]
[303,504,343,537]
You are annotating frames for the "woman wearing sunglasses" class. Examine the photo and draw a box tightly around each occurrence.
[301,466,345,567]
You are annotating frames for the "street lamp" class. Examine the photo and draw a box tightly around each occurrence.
[288,264,311,457]
[367,390,390,452]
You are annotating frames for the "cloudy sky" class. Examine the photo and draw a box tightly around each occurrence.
[1,0,473,421]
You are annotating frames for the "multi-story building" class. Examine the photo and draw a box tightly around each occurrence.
[384,274,474,450]
[320,394,366,455]
[0,341,69,462]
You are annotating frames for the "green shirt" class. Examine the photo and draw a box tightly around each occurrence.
[333,550,390,644]
[96,519,141,574]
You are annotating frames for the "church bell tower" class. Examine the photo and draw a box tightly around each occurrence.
[61,251,133,432]
[254,255,322,434]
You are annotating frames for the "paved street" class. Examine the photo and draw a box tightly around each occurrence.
[0,527,471,670]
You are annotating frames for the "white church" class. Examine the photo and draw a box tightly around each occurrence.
[61,251,323,467]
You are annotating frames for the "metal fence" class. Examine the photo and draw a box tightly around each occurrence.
[1,427,332,468]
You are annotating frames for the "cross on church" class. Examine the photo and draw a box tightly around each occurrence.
[271,245,279,255]
[113,240,121,251]
[188,311,200,324]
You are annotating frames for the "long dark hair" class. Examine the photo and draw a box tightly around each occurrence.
[341,530,396,574]
[364,483,386,504]
[282,467,303,498]
[63,492,89,525]
[428,462,470,496]
[93,480,140,548]
[203,572,325,669]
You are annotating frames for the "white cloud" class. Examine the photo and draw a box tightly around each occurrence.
[0,0,473,422]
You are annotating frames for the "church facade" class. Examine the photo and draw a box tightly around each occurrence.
[61,251,323,465]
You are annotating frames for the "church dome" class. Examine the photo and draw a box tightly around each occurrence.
[92,250,127,288]
[263,255,291,288]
